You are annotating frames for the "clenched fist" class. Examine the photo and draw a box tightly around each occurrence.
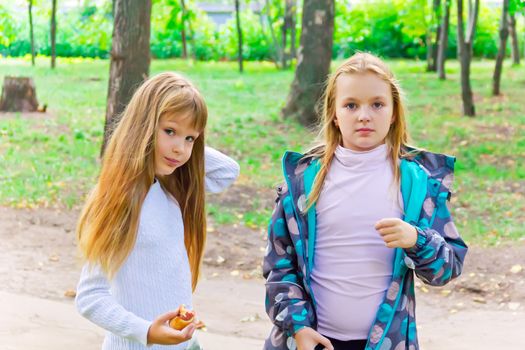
[375,218,417,249]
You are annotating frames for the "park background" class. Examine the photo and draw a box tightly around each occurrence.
[0,0,524,349]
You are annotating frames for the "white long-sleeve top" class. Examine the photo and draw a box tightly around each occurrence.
[311,144,399,341]
[75,146,240,350]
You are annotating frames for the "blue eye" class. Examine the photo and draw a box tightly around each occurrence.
[186,136,196,142]
[164,129,175,136]
[345,103,357,110]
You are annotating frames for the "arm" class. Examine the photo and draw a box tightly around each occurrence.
[263,187,316,336]
[404,191,467,286]
[204,146,240,193]
[75,264,151,346]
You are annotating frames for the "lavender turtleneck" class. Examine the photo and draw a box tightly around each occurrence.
[310,143,402,341]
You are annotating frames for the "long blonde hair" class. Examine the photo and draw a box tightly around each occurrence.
[306,52,415,209]
[77,72,207,291]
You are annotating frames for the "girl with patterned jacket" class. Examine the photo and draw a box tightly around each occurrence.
[263,53,467,350]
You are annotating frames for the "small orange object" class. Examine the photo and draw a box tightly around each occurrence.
[169,305,195,330]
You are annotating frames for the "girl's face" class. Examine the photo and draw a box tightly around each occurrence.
[155,113,200,176]
[334,72,394,151]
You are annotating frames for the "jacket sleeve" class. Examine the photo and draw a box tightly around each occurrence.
[404,179,468,286]
[75,264,152,345]
[263,186,316,336]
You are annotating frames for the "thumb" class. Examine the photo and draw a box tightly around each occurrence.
[314,333,334,350]
[155,310,180,324]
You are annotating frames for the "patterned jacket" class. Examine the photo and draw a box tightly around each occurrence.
[263,149,468,350]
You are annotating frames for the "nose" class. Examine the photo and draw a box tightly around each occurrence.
[171,137,184,154]
[357,106,371,123]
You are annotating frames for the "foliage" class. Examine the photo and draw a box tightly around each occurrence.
[1,0,520,61]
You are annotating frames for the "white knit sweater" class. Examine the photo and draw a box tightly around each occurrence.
[75,147,240,350]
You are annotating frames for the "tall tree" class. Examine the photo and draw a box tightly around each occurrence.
[493,0,510,96]
[508,13,519,65]
[50,0,57,68]
[508,0,524,65]
[235,0,243,73]
[101,0,152,155]
[264,0,283,67]
[180,0,188,58]
[281,0,297,68]
[457,0,480,116]
[282,0,334,126]
[427,0,442,71]
[28,0,35,66]
[437,0,451,79]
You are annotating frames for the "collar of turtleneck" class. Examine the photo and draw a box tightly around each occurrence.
[333,143,389,171]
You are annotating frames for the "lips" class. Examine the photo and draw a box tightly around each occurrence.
[165,157,180,167]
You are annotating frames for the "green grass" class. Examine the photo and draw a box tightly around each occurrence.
[0,56,524,244]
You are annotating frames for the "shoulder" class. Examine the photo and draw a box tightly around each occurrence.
[402,146,456,179]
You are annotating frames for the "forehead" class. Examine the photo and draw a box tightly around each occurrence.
[335,72,391,100]
[160,111,199,130]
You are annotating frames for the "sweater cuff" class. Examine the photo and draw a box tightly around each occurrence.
[129,317,153,346]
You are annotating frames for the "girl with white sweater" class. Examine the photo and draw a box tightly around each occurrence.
[75,72,239,350]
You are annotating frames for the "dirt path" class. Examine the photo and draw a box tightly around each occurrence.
[1,207,524,349]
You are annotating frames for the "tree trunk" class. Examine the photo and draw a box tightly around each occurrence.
[426,29,434,71]
[0,77,39,112]
[282,0,334,126]
[428,0,441,72]
[290,2,297,59]
[509,13,520,65]
[180,0,188,59]
[235,0,243,73]
[28,0,35,66]
[51,0,57,69]
[457,0,479,117]
[281,0,294,68]
[264,0,283,68]
[101,0,152,155]
[493,0,509,96]
[437,0,451,79]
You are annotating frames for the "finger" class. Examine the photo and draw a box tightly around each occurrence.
[377,226,398,236]
[314,333,334,350]
[375,218,401,229]
[385,240,401,248]
[180,323,196,339]
[381,232,399,242]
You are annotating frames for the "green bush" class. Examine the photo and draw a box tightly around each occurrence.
[0,0,516,61]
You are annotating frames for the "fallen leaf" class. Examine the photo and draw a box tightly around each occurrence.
[473,297,486,304]
[240,313,261,323]
[440,289,452,297]
[64,289,76,298]
[49,254,59,262]
[216,256,225,264]
[510,265,523,274]
[230,270,239,276]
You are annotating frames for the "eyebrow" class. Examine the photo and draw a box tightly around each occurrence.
[340,95,389,101]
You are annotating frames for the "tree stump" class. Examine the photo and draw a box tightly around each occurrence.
[0,76,39,112]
